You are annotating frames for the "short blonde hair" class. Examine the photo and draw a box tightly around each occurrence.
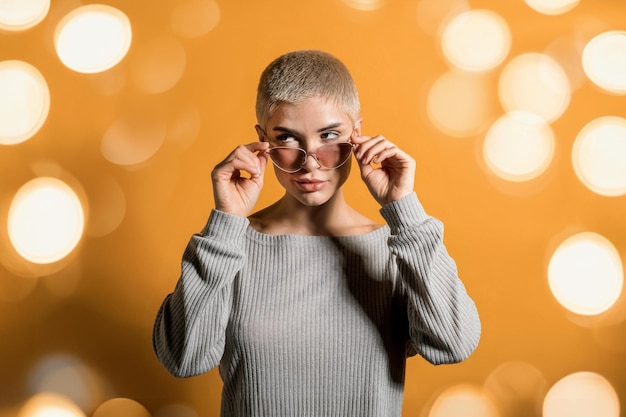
[255,50,360,127]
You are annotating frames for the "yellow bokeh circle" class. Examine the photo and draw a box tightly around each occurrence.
[8,177,85,264]
[548,232,623,316]
[55,5,132,73]
[0,60,50,145]
[0,0,50,31]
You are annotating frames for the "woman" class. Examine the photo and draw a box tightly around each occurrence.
[153,50,481,417]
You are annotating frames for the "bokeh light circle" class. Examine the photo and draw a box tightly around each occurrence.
[101,113,167,166]
[483,361,547,417]
[130,35,187,94]
[441,9,511,72]
[8,177,85,264]
[0,0,50,31]
[55,5,132,74]
[427,70,493,137]
[0,60,50,145]
[548,232,623,315]
[499,53,571,122]
[171,0,220,38]
[524,0,579,15]
[543,372,620,417]
[573,116,626,196]
[28,354,108,412]
[18,392,86,417]
[415,0,470,36]
[582,31,626,95]
[483,111,555,182]
[342,0,386,11]
[93,398,151,417]
[428,384,499,417]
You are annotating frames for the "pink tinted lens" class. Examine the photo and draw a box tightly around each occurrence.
[316,142,353,168]
[269,147,305,171]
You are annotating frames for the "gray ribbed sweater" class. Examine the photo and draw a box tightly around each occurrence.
[153,193,481,417]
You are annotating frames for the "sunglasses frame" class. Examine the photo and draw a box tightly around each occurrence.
[267,142,355,173]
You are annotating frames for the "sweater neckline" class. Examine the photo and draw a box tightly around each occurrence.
[245,224,389,245]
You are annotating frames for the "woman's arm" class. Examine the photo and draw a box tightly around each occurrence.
[381,193,481,365]
[152,209,248,377]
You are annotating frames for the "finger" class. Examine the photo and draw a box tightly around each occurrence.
[352,135,379,161]
[214,142,268,180]
[350,134,371,145]
[356,136,393,165]
[250,149,269,181]
[369,146,402,165]
[356,156,374,178]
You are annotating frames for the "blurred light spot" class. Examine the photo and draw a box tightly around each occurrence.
[84,175,126,238]
[499,53,571,122]
[573,116,626,196]
[101,113,167,166]
[524,0,579,15]
[167,105,202,149]
[8,177,85,264]
[171,0,220,38]
[429,384,499,417]
[93,398,151,417]
[154,404,198,417]
[0,60,50,145]
[29,354,108,412]
[548,232,623,315]
[427,70,494,137]
[582,31,626,95]
[130,35,186,94]
[0,0,49,31]
[543,372,620,417]
[416,0,469,36]
[55,5,131,74]
[18,393,85,417]
[342,0,385,11]
[483,361,547,417]
[483,111,555,182]
[441,9,511,72]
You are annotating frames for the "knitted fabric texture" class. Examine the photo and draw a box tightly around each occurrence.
[153,193,481,417]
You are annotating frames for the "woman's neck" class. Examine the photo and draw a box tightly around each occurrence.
[249,191,379,236]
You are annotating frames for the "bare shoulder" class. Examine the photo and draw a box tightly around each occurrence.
[341,209,383,235]
[248,203,279,234]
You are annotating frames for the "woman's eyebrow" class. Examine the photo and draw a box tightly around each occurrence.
[271,126,300,136]
[271,123,344,135]
[317,123,343,132]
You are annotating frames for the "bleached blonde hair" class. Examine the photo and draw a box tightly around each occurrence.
[255,50,360,127]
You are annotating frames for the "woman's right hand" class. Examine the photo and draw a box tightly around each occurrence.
[211,142,270,217]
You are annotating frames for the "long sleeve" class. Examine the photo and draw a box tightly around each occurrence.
[380,193,481,365]
[152,209,249,377]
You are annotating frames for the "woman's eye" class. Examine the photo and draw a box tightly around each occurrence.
[276,134,296,143]
[321,131,340,140]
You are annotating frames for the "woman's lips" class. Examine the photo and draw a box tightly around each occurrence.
[295,179,326,192]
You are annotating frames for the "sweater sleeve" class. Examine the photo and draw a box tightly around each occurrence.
[380,193,481,365]
[153,209,249,377]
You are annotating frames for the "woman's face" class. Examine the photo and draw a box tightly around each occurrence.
[258,96,360,207]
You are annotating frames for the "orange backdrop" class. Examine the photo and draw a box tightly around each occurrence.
[1,0,625,416]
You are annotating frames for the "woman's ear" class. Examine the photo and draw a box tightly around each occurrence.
[353,118,363,137]
[255,125,266,142]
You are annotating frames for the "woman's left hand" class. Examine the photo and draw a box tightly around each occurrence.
[351,134,416,206]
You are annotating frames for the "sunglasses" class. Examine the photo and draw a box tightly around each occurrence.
[267,142,355,173]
